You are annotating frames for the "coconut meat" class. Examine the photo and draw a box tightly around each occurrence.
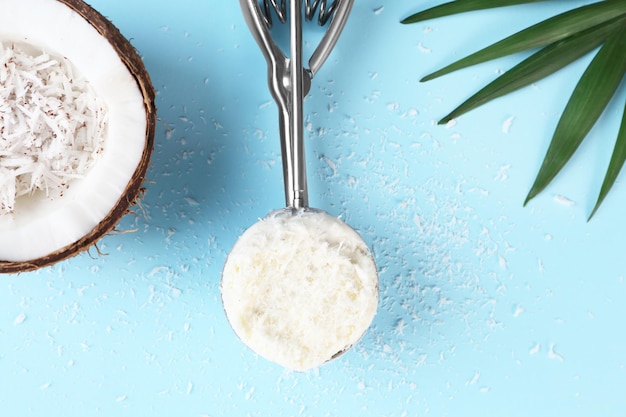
[0,0,147,262]
[0,41,108,215]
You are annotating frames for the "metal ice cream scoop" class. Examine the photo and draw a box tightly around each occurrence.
[222,0,378,371]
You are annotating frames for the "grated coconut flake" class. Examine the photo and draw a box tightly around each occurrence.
[0,41,107,215]
[221,209,379,371]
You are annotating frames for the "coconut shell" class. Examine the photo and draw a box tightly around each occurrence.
[0,0,156,273]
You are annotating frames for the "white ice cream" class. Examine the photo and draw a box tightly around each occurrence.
[221,208,378,371]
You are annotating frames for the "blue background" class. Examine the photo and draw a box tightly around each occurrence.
[2,1,626,416]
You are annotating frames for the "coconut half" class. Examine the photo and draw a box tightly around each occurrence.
[0,0,155,273]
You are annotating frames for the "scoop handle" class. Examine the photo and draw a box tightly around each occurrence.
[287,0,307,208]
[238,0,354,209]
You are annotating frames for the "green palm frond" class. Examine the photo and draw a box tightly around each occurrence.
[591,104,626,220]
[401,0,548,24]
[525,28,626,206]
[402,0,626,219]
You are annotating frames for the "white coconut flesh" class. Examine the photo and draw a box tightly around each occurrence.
[0,0,149,264]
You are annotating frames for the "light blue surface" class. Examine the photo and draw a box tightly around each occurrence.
[2,1,626,416]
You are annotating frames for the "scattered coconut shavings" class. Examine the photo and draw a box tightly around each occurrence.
[0,41,107,214]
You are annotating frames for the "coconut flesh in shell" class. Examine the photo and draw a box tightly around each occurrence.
[0,0,155,273]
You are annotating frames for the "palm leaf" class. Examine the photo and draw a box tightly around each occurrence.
[524,28,626,205]
[438,16,625,124]
[403,0,626,217]
[401,0,548,24]
[419,0,626,81]
[589,103,626,220]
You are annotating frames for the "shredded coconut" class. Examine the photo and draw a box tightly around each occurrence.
[0,41,107,215]
[221,208,379,371]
